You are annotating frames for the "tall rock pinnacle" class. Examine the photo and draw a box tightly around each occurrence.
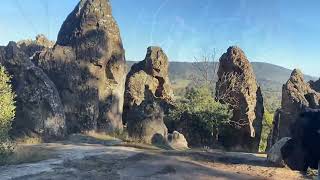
[34,0,126,133]
[215,46,264,152]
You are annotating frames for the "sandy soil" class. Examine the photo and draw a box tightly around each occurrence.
[0,138,308,180]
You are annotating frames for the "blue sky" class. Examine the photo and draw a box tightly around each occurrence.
[0,0,320,77]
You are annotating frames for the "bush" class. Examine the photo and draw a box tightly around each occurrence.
[259,110,273,152]
[0,65,15,161]
[166,86,232,147]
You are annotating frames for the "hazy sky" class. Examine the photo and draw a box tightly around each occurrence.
[0,0,320,77]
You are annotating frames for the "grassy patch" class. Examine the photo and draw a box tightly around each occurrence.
[85,131,118,141]
[1,145,56,166]
[15,136,43,145]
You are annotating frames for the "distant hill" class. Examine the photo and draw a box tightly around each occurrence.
[127,61,317,111]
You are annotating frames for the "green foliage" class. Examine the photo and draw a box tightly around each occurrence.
[166,86,232,147]
[259,110,274,152]
[0,65,16,161]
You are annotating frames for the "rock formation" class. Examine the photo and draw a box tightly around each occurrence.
[281,109,320,171]
[215,46,264,152]
[168,131,189,150]
[267,137,291,167]
[33,0,126,133]
[124,46,174,143]
[310,78,320,92]
[0,42,66,138]
[267,69,320,148]
[17,34,54,58]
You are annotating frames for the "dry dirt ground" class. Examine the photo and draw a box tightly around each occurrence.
[0,135,309,180]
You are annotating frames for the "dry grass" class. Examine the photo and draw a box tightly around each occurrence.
[84,131,119,141]
[2,145,56,165]
[14,136,43,145]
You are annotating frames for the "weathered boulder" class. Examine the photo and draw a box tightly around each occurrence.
[124,46,174,143]
[0,42,66,138]
[17,34,54,58]
[168,131,189,150]
[268,69,320,148]
[267,137,291,167]
[215,46,264,152]
[33,0,126,133]
[281,109,320,171]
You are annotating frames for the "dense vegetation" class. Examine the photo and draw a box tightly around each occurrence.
[166,86,232,147]
[259,110,274,152]
[0,65,15,162]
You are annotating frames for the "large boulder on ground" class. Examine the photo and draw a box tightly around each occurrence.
[281,109,320,171]
[0,42,66,138]
[33,0,126,133]
[215,46,264,152]
[168,131,189,150]
[17,34,54,58]
[267,137,291,167]
[124,46,174,143]
[267,69,320,148]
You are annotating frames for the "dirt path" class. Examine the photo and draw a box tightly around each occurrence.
[0,140,307,180]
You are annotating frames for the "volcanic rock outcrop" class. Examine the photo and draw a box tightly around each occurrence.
[267,137,291,167]
[215,46,264,152]
[124,46,174,143]
[267,69,320,147]
[310,78,320,92]
[281,109,320,171]
[33,0,126,133]
[17,34,54,58]
[0,42,66,138]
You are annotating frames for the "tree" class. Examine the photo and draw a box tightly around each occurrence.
[0,65,15,161]
[191,50,245,127]
[190,49,219,89]
[166,86,232,147]
[259,110,273,152]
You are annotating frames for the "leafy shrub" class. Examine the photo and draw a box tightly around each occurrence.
[0,65,15,162]
[166,86,232,147]
[259,110,274,152]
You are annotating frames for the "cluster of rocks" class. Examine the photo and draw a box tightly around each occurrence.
[0,0,126,137]
[267,69,320,171]
[0,0,188,150]
[2,0,318,166]
[215,46,264,152]
[17,34,54,58]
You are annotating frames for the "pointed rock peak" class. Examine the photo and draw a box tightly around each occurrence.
[291,69,303,77]
[57,0,117,47]
[222,46,249,64]
[5,41,21,58]
[219,46,252,75]
[289,69,305,83]
[227,46,245,55]
[77,0,112,15]
[144,46,169,77]
[35,34,54,48]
